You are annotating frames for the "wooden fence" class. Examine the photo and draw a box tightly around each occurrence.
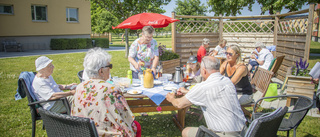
[171,4,315,81]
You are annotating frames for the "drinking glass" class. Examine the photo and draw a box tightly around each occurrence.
[159,76,168,85]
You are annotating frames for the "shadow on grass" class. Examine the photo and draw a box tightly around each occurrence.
[135,110,206,137]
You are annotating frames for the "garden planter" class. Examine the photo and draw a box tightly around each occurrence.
[285,67,315,104]
[161,58,180,74]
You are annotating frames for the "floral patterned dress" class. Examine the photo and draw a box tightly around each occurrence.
[129,38,159,72]
[71,79,137,137]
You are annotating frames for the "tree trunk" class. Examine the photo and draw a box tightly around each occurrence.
[125,29,129,57]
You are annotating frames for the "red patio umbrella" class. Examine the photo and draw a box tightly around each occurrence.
[112,13,180,30]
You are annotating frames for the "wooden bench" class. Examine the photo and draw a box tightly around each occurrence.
[1,39,22,52]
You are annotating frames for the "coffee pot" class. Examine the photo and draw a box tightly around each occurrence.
[143,68,154,88]
[173,67,184,83]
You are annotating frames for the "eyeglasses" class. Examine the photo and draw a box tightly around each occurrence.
[225,52,234,56]
[102,64,113,69]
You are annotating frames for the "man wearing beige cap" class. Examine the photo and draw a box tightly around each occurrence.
[32,56,76,113]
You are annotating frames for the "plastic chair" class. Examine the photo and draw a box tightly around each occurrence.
[195,107,288,137]
[38,108,98,137]
[77,70,85,83]
[251,95,313,137]
[18,72,70,137]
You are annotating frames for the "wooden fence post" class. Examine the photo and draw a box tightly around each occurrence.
[219,14,223,41]
[305,4,315,61]
[274,12,279,57]
[172,12,177,53]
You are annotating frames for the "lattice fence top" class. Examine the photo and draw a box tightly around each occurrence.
[176,20,219,33]
[278,16,308,34]
[223,20,274,33]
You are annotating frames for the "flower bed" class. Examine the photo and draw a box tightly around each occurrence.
[285,58,315,103]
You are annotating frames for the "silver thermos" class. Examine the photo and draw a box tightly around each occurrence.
[173,67,183,83]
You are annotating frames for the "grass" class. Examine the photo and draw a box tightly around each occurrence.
[1,39,320,137]
[109,35,173,48]
[310,41,320,54]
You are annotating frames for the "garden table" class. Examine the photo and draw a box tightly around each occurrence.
[123,84,187,131]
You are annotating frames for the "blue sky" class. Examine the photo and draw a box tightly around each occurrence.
[161,0,310,17]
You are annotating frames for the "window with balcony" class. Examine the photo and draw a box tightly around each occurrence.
[66,8,78,22]
[0,4,13,14]
[31,5,47,21]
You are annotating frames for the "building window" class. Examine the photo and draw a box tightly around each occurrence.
[0,4,13,14]
[66,8,78,22]
[31,5,47,21]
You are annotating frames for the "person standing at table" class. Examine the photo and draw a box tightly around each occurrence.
[128,26,159,79]
[220,45,253,105]
[211,39,227,56]
[197,38,210,63]
[166,56,246,137]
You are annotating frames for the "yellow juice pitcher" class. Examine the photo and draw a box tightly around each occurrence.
[143,68,154,88]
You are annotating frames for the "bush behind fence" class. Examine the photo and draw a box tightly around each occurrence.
[50,38,109,50]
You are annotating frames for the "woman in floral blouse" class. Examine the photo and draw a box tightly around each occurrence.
[128,26,159,79]
[72,47,140,137]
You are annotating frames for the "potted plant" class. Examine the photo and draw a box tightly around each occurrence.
[158,44,180,74]
[285,58,315,103]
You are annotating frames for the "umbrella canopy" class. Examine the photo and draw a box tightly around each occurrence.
[112,13,180,30]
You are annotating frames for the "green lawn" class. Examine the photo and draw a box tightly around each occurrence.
[1,39,320,137]
[110,35,172,48]
[310,41,320,54]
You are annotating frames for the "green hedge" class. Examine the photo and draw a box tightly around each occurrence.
[50,38,109,50]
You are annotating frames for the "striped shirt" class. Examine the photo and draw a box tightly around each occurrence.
[185,72,246,132]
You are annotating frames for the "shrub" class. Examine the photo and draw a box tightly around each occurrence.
[92,38,109,48]
[50,38,109,50]
[158,43,179,61]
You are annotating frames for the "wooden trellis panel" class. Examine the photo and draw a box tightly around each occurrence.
[176,33,219,64]
[276,11,312,81]
[224,20,274,33]
[176,20,219,33]
[174,18,220,65]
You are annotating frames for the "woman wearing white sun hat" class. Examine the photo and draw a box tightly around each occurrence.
[32,56,76,113]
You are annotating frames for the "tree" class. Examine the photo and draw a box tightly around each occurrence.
[207,0,254,16]
[257,0,318,15]
[91,5,118,34]
[91,0,171,57]
[207,0,318,16]
[174,0,207,16]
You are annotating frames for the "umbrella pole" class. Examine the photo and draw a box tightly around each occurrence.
[125,29,129,58]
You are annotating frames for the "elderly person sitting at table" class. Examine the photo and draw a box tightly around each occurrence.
[248,42,274,73]
[220,45,253,105]
[211,39,227,56]
[166,56,246,137]
[32,56,77,113]
[71,47,141,137]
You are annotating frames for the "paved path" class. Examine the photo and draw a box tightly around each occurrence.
[310,53,320,57]
[0,46,125,59]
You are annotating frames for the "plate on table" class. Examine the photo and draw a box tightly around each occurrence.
[163,85,177,91]
[132,83,141,87]
[154,80,163,85]
[127,90,142,95]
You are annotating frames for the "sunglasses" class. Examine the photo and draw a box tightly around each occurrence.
[225,52,234,56]
[101,64,113,69]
